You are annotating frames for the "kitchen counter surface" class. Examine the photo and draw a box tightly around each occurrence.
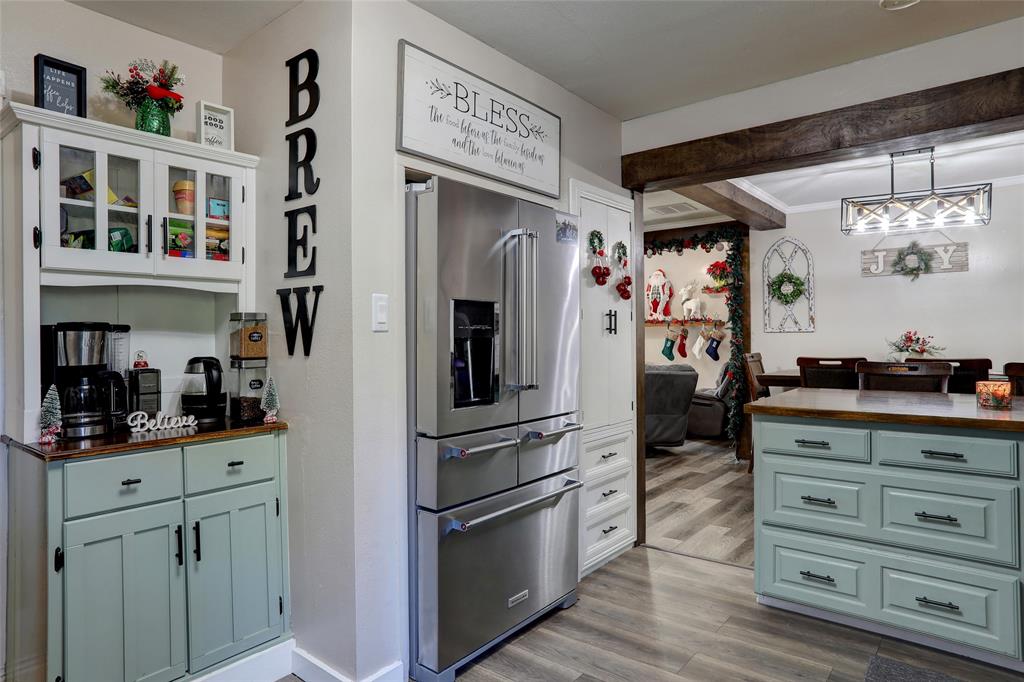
[2,420,288,461]
[746,388,1024,433]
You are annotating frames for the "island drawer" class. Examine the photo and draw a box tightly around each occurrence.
[184,435,277,495]
[763,465,870,535]
[758,422,870,463]
[65,448,183,518]
[876,431,1018,478]
[759,528,1021,658]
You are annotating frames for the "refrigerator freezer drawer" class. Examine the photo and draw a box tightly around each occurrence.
[417,472,581,673]
[518,413,581,484]
[416,427,520,510]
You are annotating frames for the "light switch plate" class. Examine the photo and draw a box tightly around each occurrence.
[371,293,388,332]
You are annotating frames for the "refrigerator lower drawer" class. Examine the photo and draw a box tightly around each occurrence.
[417,472,581,673]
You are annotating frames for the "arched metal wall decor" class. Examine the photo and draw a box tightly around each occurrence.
[763,236,815,333]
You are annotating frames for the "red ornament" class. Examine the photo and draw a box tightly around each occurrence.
[597,249,605,257]
[621,290,631,300]
[591,265,602,278]
[623,276,633,286]
[602,266,611,277]
[596,275,607,286]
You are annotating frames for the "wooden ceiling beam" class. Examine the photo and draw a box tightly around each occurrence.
[674,182,786,230]
[622,67,1024,192]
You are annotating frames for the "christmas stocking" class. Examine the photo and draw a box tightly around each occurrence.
[661,337,676,362]
[692,334,706,358]
[677,328,688,358]
[662,323,684,361]
[705,337,721,361]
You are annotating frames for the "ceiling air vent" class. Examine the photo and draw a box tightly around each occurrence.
[649,201,700,217]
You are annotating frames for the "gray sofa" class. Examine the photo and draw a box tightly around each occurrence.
[644,364,699,449]
[687,365,732,439]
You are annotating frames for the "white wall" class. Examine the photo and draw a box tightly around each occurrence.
[1,0,223,141]
[644,249,733,389]
[223,1,358,678]
[751,181,1024,373]
[623,17,1024,154]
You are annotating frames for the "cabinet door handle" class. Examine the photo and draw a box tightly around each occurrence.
[227,460,244,467]
[601,525,618,535]
[121,477,142,486]
[921,449,965,460]
[915,596,960,611]
[193,521,202,562]
[914,511,959,524]
[601,489,618,498]
[601,452,617,460]
[175,525,183,566]
[146,215,153,253]
[800,495,836,506]
[799,570,835,584]
[162,217,168,255]
[794,439,830,449]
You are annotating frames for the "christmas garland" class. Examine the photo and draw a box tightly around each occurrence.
[892,240,933,281]
[767,271,805,306]
[645,226,747,441]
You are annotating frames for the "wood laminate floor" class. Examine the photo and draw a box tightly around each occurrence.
[457,547,1018,682]
[645,439,755,567]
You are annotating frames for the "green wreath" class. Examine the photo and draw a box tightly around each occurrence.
[768,271,806,306]
[892,240,933,281]
[587,230,605,255]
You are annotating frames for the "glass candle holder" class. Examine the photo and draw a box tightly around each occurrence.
[977,381,1012,410]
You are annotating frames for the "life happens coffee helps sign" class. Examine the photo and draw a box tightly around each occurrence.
[398,41,561,198]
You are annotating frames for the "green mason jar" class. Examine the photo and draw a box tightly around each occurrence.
[134,97,171,136]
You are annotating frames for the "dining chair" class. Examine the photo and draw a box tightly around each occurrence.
[1005,363,1024,396]
[797,357,866,390]
[856,361,953,393]
[743,353,770,402]
[909,358,991,394]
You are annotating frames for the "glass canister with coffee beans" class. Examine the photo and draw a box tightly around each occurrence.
[230,312,268,359]
[230,358,268,422]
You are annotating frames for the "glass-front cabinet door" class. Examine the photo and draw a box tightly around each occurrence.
[154,152,244,281]
[40,129,154,274]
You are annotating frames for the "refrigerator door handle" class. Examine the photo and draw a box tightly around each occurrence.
[442,436,520,460]
[507,228,530,391]
[527,229,539,390]
[525,421,582,441]
[444,478,583,534]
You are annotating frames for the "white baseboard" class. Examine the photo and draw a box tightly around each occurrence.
[292,648,404,682]
[191,639,295,682]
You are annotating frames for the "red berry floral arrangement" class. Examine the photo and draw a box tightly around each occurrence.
[586,230,611,286]
[101,59,185,136]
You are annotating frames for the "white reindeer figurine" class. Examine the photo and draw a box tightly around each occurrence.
[678,280,704,321]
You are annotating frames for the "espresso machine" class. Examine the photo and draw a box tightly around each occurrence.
[41,322,128,438]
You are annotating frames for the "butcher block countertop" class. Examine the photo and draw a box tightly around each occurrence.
[746,388,1024,433]
[2,420,288,462]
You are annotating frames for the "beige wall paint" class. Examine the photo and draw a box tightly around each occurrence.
[750,182,1024,374]
[1,0,223,141]
[223,1,357,678]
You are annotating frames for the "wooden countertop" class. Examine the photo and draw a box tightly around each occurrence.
[2,420,288,462]
[745,388,1024,433]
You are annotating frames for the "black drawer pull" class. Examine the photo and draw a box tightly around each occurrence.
[915,596,960,611]
[601,452,617,460]
[800,495,836,506]
[921,449,965,460]
[193,521,202,562]
[227,460,244,467]
[601,525,618,535]
[601,489,618,498]
[914,511,959,524]
[174,525,183,566]
[794,439,831,448]
[799,570,835,584]
[121,478,142,486]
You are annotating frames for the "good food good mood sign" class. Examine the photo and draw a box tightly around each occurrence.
[398,41,561,198]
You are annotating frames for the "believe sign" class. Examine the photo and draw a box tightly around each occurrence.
[397,41,562,198]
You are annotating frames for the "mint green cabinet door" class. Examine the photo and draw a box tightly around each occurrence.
[64,500,187,682]
[185,481,282,672]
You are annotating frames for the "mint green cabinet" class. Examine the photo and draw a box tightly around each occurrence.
[64,500,187,682]
[185,480,283,672]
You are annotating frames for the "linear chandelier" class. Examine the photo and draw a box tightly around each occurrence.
[840,147,991,236]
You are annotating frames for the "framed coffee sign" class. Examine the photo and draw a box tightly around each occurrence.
[34,54,87,117]
[397,41,561,198]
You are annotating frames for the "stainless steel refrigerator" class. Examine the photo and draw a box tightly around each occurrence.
[407,177,581,682]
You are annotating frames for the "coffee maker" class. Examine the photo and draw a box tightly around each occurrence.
[41,323,128,438]
[181,356,227,424]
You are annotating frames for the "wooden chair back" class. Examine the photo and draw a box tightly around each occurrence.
[743,353,770,402]
[856,361,952,393]
[1005,363,1024,397]
[911,358,991,394]
[796,357,866,390]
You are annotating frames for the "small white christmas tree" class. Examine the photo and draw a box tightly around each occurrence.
[40,384,62,443]
[260,376,280,424]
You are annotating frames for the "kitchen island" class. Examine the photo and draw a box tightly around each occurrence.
[747,389,1024,672]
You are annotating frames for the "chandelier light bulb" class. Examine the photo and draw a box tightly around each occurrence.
[965,209,977,226]
[907,213,918,230]
[935,210,945,229]
[856,219,867,232]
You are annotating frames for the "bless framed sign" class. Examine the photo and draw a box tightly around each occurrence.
[397,41,561,198]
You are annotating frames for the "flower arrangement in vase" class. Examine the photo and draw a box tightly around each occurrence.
[886,330,945,360]
[703,260,731,293]
[101,59,184,136]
